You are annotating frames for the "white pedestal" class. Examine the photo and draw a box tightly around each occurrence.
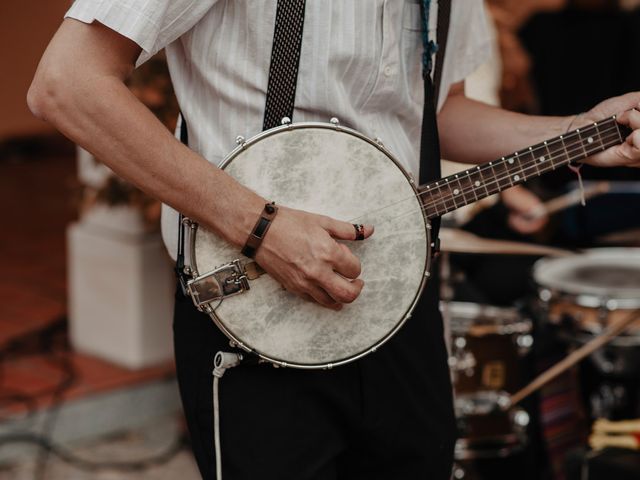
[68,221,175,369]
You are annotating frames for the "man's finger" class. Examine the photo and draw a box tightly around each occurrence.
[318,272,364,304]
[617,107,640,130]
[331,243,361,279]
[306,285,342,310]
[323,218,374,241]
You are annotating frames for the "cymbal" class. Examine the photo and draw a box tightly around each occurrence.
[596,228,640,247]
[439,228,573,257]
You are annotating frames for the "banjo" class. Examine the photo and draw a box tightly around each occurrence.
[180,115,630,369]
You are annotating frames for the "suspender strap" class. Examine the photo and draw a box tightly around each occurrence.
[262,0,307,131]
[432,0,451,106]
[419,0,451,251]
[176,114,189,294]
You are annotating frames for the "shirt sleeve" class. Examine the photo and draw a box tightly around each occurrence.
[65,0,219,65]
[437,0,492,110]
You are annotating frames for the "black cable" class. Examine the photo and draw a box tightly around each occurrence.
[0,316,74,422]
[33,344,77,480]
[0,432,187,472]
[0,314,186,474]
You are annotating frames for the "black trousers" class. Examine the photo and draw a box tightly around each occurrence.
[173,270,456,480]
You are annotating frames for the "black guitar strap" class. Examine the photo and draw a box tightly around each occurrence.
[263,0,307,131]
[419,0,451,252]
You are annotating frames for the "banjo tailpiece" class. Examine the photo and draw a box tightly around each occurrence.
[187,258,265,311]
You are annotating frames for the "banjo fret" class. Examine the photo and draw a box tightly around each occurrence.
[420,116,628,218]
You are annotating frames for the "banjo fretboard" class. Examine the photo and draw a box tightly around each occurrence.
[420,116,631,218]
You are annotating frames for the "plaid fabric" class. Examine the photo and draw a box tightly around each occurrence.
[538,355,588,480]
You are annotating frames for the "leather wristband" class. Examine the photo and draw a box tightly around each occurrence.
[241,202,279,258]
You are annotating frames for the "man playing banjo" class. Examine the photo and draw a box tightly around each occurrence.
[29,0,640,478]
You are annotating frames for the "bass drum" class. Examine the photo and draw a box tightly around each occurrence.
[534,248,640,377]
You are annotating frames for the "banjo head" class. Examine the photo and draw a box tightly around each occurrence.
[192,122,431,368]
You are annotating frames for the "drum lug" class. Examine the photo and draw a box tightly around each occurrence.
[515,334,534,356]
[513,409,530,430]
[539,288,552,303]
[451,464,466,480]
[329,117,340,127]
[281,117,292,126]
[449,336,476,379]
[235,135,246,147]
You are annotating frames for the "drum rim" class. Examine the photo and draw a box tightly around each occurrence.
[190,121,432,369]
[534,248,640,308]
[443,301,531,336]
[455,437,526,460]
[537,290,640,309]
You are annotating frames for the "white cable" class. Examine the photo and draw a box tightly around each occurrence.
[212,352,241,480]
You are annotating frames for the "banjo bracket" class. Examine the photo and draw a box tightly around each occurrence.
[187,259,256,311]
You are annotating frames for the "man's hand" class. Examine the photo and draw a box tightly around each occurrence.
[255,207,373,310]
[501,185,548,235]
[582,92,640,168]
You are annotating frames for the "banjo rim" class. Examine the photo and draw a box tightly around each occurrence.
[189,121,433,369]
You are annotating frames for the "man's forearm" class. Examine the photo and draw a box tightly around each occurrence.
[438,93,573,165]
[28,21,263,248]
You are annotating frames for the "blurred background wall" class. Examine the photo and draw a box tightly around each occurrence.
[0,1,70,140]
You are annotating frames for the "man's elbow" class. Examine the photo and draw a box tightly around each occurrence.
[27,65,68,122]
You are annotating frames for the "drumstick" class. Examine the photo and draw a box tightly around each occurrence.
[506,308,640,409]
[593,418,640,434]
[525,181,610,220]
[589,433,640,451]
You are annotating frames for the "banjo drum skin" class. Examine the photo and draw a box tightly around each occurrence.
[186,121,432,369]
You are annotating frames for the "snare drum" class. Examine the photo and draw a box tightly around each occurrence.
[444,302,533,462]
[445,302,533,395]
[534,248,640,376]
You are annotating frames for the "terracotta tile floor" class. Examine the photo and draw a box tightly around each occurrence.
[0,136,175,415]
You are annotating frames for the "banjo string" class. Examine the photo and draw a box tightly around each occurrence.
[367,128,621,228]
[349,123,619,223]
[386,131,620,227]
[418,126,620,217]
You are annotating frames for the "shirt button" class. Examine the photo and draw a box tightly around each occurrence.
[384,66,394,77]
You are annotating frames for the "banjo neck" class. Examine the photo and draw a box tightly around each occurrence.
[419,115,632,219]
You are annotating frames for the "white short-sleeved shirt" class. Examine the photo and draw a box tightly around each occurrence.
[66,0,491,258]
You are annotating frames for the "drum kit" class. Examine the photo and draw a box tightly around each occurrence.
[440,228,640,480]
